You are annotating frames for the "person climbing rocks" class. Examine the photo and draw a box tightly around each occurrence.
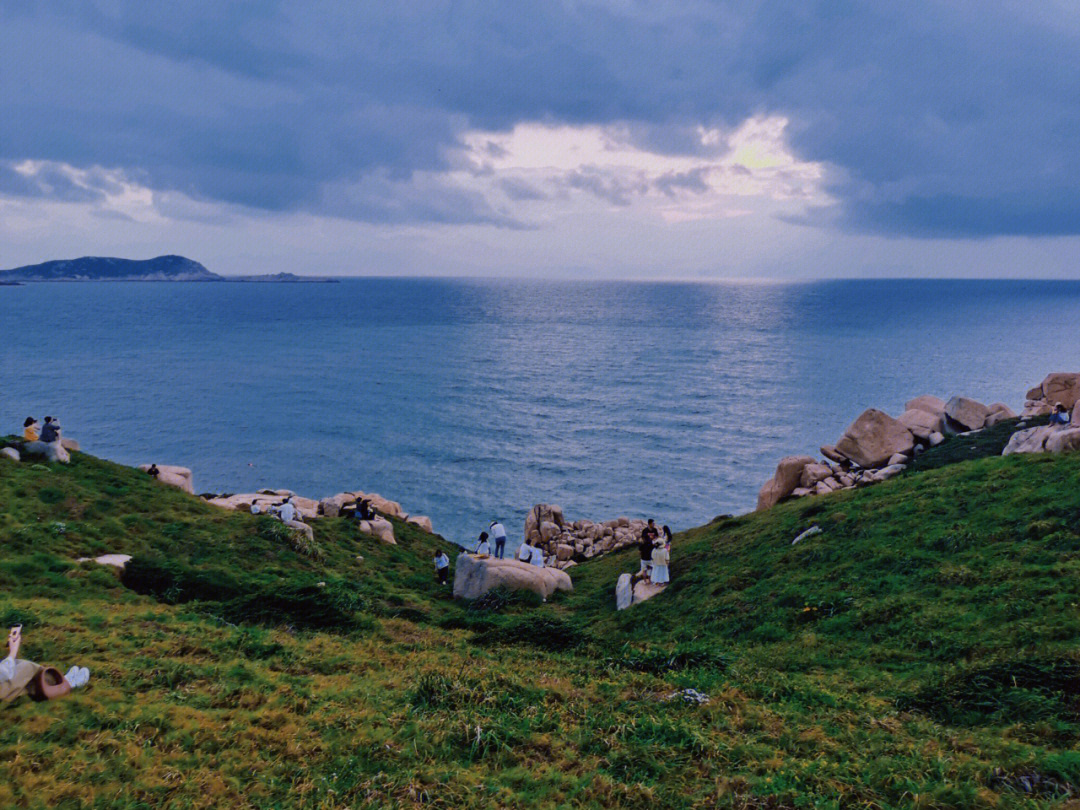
[22,417,39,442]
[474,532,491,556]
[489,520,507,558]
[1,625,89,704]
[434,550,451,585]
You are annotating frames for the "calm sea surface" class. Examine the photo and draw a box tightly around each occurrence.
[3,279,1078,546]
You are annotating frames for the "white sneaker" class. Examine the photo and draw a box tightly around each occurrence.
[64,666,80,684]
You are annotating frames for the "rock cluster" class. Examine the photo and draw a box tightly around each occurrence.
[757,392,1016,511]
[1022,372,1080,417]
[524,504,655,569]
[453,553,573,601]
[203,487,435,545]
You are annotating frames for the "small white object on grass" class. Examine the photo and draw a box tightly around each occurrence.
[791,525,822,545]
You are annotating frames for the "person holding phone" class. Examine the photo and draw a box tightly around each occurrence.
[0,625,90,703]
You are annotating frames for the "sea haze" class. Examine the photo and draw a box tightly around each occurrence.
[2,278,1078,546]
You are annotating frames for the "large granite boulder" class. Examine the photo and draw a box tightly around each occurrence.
[944,397,992,432]
[984,403,1017,427]
[138,464,193,493]
[319,492,354,518]
[453,554,573,601]
[756,455,815,511]
[1045,428,1080,454]
[1002,425,1057,455]
[835,410,914,469]
[615,573,633,611]
[799,463,833,488]
[366,493,404,519]
[905,395,947,417]
[406,515,434,533]
[1022,399,1053,418]
[358,516,397,545]
[23,440,71,464]
[1041,373,1080,409]
[898,408,944,441]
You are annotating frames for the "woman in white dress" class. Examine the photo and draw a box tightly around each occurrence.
[650,541,670,585]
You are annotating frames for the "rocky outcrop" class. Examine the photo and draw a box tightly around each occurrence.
[357,516,396,545]
[406,515,434,533]
[1045,429,1080,454]
[205,487,433,534]
[24,441,71,464]
[905,395,947,416]
[1022,372,1080,416]
[898,408,944,441]
[944,397,992,432]
[138,464,194,493]
[757,456,816,511]
[453,554,573,601]
[984,403,1017,427]
[836,410,914,469]
[1002,425,1056,455]
[523,503,653,567]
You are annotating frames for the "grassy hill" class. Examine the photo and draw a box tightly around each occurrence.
[2,434,1080,808]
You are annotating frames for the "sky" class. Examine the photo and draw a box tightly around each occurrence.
[1,1,1078,280]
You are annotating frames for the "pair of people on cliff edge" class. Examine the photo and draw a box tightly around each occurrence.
[23,416,60,443]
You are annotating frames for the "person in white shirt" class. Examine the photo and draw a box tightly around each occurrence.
[433,550,451,585]
[530,544,546,568]
[474,532,491,556]
[489,521,508,558]
[277,498,298,523]
[517,540,534,563]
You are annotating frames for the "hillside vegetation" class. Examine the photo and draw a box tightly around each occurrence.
[1,435,1080,809]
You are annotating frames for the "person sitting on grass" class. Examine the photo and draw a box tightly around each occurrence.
[650,539,670,585]
[434,550,451,585]
[1,625,89,704]
[474,532,491,556]
[22,417,39,442]
[1050,403,1071,426]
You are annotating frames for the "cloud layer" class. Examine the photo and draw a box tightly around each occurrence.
[1,1,1078,245]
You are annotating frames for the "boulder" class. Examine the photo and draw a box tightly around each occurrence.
[1045,428,1080,454]
[835,410,915,469]
[283,519,314,543]
[539,521,561,542]
[366,494,404,519]
[984,403,1017,427]
[555,543,575,561]
[1073,404,1080,428]
[876,464,906,480]
[756,455,815,511]
[820,444,847,465]
[23,441,71,464]
[76,553,132,569]
[615,573,633,610]
[928,431,945,447]
[632,579,666,606]
[898,408,944,441]
[319,492,355,518]
[800,463,833,488]
[1002,425,1057,455]
[60,437,80,452]
[453,554,573,600]
[362,516,397,545]
[905,395,947,416]
[944,397,991,432]
[1022,399,1053,418]
[1040,373,1080,409]
[1026,385,1046,401]
[791,487,813,498]
[887,453,910,466]
[406,515,434,533]
[138,464,193,493]
[814,481,833,496]
[0,447,19,462]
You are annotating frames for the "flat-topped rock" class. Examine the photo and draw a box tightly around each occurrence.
[453,554,572,601]
[944,396,991,432]
[139,464,194,493]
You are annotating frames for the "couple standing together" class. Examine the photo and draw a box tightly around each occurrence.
[473,520,508,558]
[639,518,672,585]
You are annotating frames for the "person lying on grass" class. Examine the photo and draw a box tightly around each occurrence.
[0,625,90,704]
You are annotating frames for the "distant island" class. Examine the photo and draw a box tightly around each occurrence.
[0,255,337,283]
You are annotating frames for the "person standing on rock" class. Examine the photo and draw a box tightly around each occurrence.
[489,520,507,558]
[474,532,491,556]
[434,550,451,585]
[651,540,670,585]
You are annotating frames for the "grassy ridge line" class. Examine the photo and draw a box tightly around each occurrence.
[3,441,1080,807]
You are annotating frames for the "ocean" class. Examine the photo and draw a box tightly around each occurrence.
[2,278,1078,547]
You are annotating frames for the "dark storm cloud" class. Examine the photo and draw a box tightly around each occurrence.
[1,1,1077,235]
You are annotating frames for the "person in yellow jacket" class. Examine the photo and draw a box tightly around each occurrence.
[22,417,39,442]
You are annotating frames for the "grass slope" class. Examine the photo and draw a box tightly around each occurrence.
[2,440,1080,809]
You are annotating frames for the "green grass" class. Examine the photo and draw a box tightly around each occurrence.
[2,440,1080,808]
